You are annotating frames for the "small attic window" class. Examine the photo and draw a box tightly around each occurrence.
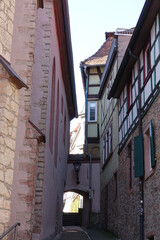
[37,0,44,9]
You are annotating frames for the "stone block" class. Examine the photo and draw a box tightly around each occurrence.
[5,137,15,151]
[0,182,9,198]
[4,199,10,210]
[0,224,4,235]
[5,169,13,185]
[0,196,3,208]
[0,209,10,223]
[0,169,4,181]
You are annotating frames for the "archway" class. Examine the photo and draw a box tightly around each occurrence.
[63,190,90,227]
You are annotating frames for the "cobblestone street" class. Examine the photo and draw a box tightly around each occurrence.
[55,227,119,240]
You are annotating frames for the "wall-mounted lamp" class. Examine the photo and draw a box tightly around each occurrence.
[73,160,81,184]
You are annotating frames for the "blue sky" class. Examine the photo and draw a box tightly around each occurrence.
[68,0,146,118]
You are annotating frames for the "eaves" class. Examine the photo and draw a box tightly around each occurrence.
[98,38,117,98]
[108,0,159,99]
[0,55,28,89]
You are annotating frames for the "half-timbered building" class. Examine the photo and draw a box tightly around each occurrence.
[80,33,114,158]
[108,0,160,239]
[98,28,133,231]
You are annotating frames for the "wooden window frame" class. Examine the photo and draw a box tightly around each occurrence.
[105,123,113,161]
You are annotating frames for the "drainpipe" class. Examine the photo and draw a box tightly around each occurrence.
[89,154,92,199]
[85,68,89,156]
[129,49,144,240]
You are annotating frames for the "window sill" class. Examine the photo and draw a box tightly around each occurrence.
[88,121,97,123]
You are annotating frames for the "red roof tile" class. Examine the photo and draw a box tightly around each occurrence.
[81,32,114,66]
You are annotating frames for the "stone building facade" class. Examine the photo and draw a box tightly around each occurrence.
[0,0,15,61]
[0,57,28,235]
[0,1,77,240]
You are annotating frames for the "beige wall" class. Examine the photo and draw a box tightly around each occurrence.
[0,0,15,61]
[0,64,19,234]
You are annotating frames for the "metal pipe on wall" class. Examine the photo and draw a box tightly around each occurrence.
[129,49,144,240]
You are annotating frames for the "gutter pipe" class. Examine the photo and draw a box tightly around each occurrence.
[89,154,92,199]
[129,49,144,240]
[84,67,89,156]
[80,65,93,201]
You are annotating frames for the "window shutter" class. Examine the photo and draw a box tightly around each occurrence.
[149,120,156,168]
[134,135,144,178]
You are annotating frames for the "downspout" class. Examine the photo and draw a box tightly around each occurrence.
[85,68,89,156]
[129,49,144,240]
[89,154,92,199]
[84,70,92,200]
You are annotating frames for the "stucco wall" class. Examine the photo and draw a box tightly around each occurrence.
[65,162,100,214]
[38,2,70,239]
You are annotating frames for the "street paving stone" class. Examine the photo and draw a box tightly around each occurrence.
[56,226,120,240]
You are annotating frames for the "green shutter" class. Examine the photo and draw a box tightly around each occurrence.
[134,135,144,178]
[149,120,156,168]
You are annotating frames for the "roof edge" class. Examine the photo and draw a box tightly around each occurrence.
[0,55,29,89]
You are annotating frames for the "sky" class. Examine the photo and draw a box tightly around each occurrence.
[68,0,146,127]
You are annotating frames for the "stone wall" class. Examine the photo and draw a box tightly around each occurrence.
[103,92,160,240]
[0,0,15,61]
[0,64,19,234]
[9,0,39,239]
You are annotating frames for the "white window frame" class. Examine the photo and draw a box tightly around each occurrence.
[88,101,97,122]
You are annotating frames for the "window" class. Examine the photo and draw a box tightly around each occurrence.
[88,102,97,122]
[127,78,132,113]
[148,236,154,240]
[37,0,44,8]
[103,123,113,163]
[103,136,106,164]
[144,120,156,179]
[143,39,151,82]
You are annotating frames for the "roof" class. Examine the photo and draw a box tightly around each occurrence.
[108,0,160,99]
[53,0,78,119]
[0,55,28,89]
[81,32,114,67]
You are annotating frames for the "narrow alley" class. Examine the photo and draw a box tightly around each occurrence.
[1,0,160,240]
[55,227,119,240]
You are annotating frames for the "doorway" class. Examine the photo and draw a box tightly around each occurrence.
[63,191,83,226]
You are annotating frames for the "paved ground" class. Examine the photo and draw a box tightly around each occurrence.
[55,226,120,240]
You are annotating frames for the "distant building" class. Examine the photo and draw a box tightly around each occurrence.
[70,107,85,154]
[80,32,114,159]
